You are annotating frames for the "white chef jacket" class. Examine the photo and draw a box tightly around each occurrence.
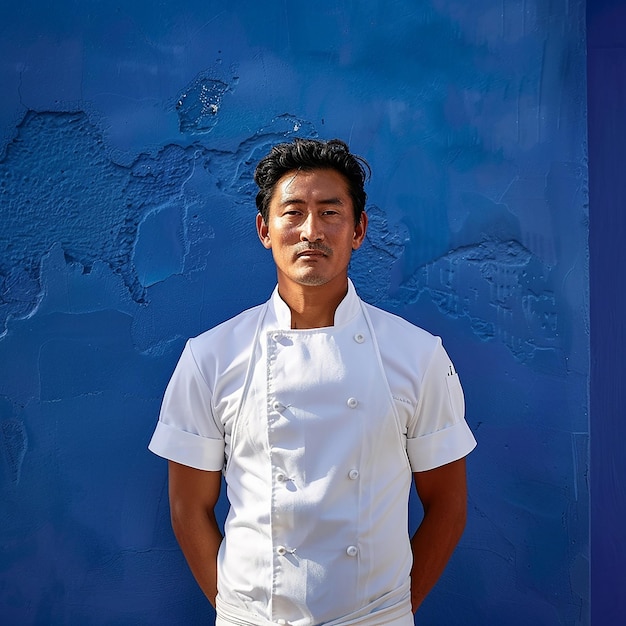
[149,280,476,626]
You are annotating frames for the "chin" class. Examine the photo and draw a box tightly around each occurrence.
[294,274,330,287]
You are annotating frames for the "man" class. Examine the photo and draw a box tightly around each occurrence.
[149,138,476,625]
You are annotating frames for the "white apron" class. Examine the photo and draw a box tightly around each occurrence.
[216,300,414,626]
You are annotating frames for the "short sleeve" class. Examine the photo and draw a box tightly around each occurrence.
[406,340,476,472]
[148,341,226,471]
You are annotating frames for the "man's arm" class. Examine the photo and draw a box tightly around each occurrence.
[410,457,468,613]
[168,460,223,607]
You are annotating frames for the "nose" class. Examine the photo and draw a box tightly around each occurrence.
[300,213,323,242]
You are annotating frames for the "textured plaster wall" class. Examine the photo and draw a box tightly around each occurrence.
[0,2,589,625]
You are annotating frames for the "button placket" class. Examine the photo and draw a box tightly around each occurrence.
[346,327,362,566]
[266,322,372,609]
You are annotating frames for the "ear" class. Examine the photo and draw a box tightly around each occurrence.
[256,213,272,249]
[352,211,368,250]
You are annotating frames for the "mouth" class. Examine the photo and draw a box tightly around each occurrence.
[297,249,326,258]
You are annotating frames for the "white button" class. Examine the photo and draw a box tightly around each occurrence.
[354,333,365,343]
[347,397,358,408]
[276,546,287,556]
[276,472,286,482]
[346,545,358,557]
[272,332,281,342]
[273,401,284,411]
[348,469,359,480]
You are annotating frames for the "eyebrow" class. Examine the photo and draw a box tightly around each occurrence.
[279,196,345,207]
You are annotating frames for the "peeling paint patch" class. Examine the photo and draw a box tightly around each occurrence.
[0,111,193,325]
[388,239,561,366]
[133,202,186,288]
[176,69,239,134]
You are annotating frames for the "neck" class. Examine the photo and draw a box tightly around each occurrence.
[277,277,349,329]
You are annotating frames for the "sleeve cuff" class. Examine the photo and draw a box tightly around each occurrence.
[148,420,225,471]
[407,420,477,472]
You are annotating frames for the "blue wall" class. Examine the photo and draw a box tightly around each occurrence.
[0,2,590,624]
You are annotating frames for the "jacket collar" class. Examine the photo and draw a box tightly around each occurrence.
[268,278,361,329]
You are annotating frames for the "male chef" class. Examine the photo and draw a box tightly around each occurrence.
[148,137,476,625]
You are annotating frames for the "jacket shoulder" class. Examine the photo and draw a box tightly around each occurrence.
[186,303,265,374]
[363,301,439,349]
[192,303,264,341]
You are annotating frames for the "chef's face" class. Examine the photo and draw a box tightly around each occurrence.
[256,168,367,289]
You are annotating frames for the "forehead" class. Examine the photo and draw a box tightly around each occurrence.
[271,168,351,201]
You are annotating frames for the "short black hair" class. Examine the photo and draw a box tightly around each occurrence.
[254,138,370,225]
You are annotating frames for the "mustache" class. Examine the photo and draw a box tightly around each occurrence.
[293,242,333,256]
